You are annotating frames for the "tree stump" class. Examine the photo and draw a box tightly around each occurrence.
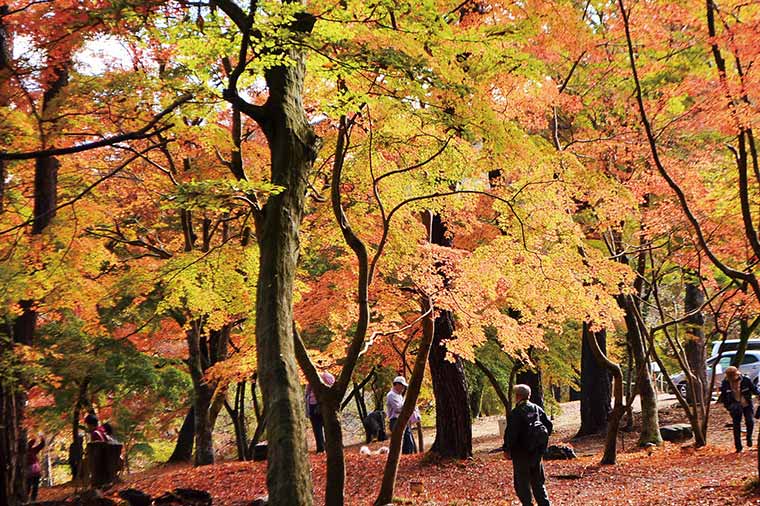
[85,442,123,488]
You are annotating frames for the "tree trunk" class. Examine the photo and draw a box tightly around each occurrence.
[248,410,267,457]
[185,324,229,466]
[235,382,249,461]
[732,316,760,368]
[684,282,707,402]
[0,54,68,505]
[428,310,472,458]
[426,213,472,458]
[193,381,214,466]
[0,365,25,506]
[375,297,436,506]
[68,378,89,479]
[474,359,511,417]
[515,367,544,408]
[186,323,213,466]
[515,351,544,408]
[623,344,634,432]
[167,406,195,463]
[322,398,345,506]
[734,318,750,368]
[254,54,319,506]
[584,327,625,465]
[224,382,249,461]
[577,324,611,437]
[468,371,484,419]
[622,295,661,445]
[0,159,5,213]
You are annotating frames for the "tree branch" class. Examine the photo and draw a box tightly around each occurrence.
[0,143,166,236]
[0,93,191,160]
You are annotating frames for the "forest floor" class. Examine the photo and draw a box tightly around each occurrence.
[38,396,760,505]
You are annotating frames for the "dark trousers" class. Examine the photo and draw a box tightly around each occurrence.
[26,475,40,502]
[731,404,754,451]
[389,417,416,454]
[512,453,550,506]
[308,404,325,453]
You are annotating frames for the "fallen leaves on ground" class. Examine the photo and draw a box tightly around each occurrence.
[39,441,760,505]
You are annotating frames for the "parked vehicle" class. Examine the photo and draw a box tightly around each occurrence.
[670,350,760,399]
[710,339,760,357]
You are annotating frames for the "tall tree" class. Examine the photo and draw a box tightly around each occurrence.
[0,35,70,506]
[428,215,472,459]
[213,2,319,502]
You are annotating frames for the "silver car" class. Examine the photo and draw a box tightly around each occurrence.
[671,351,760,399]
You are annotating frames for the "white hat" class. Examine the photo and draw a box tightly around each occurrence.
[393,376,408,387]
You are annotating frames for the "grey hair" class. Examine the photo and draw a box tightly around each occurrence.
[513,384,531,401]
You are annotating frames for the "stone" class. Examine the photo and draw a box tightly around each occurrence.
[253,442,268,462]
[659,424,694,442]
[544,444,577,460]
[118,489,151,506]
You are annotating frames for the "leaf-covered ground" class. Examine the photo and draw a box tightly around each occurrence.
[39,403,760,505]
[40,443,760,505]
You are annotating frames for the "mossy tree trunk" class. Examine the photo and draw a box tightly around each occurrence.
[217,2,320,500]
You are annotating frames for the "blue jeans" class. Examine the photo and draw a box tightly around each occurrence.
[308,403,325,453]
[730,403,754,451]
[389,417,416,454]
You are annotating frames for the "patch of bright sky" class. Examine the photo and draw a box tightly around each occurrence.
[75,36,133,75]
[12,33,133,76]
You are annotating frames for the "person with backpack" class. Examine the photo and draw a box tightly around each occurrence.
[503,384,552,506]
[85,413,107,442]
[718,366,760,452]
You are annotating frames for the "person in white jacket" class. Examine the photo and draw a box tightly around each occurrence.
[385,376,418,454]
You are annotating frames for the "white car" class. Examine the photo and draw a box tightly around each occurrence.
[710,339,760,357]
[670,351,760,399]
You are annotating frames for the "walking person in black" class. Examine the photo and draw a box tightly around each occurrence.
[719,366,759,452]
[503,384,552,506]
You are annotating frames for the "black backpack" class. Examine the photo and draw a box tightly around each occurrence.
[523,405,549,454]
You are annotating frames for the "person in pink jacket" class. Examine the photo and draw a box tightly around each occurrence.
[26,434,45,501]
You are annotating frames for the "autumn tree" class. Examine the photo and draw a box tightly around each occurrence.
[0,2,194,497]
[617,0,760,459]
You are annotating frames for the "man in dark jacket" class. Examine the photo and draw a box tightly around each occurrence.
[719,366,759,452]
[503,384,553,506]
